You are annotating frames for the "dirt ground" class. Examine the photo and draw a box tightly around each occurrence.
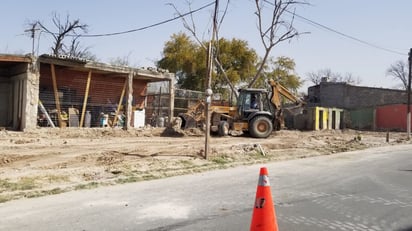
[0,127,410,203]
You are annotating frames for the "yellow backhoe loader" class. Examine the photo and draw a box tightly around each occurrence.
[179,79,304,138]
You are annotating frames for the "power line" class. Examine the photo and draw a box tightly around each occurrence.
[262,0,407,56]
[288,10,407,56]
[77,2,214,38]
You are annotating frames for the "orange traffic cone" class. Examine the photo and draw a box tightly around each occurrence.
[250,167,279,231]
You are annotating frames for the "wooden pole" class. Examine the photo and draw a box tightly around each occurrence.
[204,43,212,159]
[125,72,133,130]
[38,100,55,128]
[168,77,175,128]
[407,48,411,140]
[112,79,127,127]
[204,0,219,159]
[80,70,92,127]
[50,64,63,127]
[158,87,162,118]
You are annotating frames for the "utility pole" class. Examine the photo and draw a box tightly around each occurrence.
[24,23,39,56]
[204,43,212,159]
[407,48,412,140]
[204,0,219,159]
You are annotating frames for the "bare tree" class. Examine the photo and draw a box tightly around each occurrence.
[67,35,96,60]
[386,60,408,90]
[109,53,133,66]
[248,0,307,88]
[33,12,89,57]
[306,68,361,85]
[306,69,333,85]
[333,72,361,85]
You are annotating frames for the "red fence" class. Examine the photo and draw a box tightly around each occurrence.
[376,104,412,131]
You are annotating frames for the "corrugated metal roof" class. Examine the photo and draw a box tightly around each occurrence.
[40,54,89,63]
[38,53,175,81]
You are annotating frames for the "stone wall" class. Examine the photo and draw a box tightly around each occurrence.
[23,61,40,130]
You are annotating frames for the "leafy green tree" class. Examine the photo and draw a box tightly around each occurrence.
[259,56,302,92]
[157,33,204,90]
[213,38,257,87]
[157,33,258,92]
[158,33,303,96]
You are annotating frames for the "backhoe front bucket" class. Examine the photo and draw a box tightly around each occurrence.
[179,113,203,129]
[179,100,206,130]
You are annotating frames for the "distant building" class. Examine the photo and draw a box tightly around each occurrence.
[306,81,411,131]
[307,81,408,109]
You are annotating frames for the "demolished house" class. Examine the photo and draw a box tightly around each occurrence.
[0,54,175,131]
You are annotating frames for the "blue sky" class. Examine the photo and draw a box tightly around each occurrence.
[1,1,410,91]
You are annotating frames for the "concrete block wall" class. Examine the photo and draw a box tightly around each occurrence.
[308,82,408,110]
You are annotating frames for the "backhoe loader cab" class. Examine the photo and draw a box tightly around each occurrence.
[237,89,274,116]
[232,89,277,138]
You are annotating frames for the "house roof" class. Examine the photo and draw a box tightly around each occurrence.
[309,81,407,93]
[0,54,33,68]
[0,54,33,62]
[38,54,174,82]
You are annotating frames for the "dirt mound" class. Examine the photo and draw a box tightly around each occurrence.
[161,127,204,137]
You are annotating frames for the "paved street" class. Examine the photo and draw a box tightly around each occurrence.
[0,144,411,231]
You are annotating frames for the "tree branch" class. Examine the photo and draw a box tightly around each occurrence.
[36,12,88,56]
[168,1,239,98]
[249,0,307,88]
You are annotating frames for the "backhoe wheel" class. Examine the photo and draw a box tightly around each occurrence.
[218,121,229,136]
[249,116,273,138]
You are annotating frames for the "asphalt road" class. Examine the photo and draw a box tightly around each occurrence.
[0,144,411,231]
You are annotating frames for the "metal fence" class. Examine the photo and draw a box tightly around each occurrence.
[146,82,204,126]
